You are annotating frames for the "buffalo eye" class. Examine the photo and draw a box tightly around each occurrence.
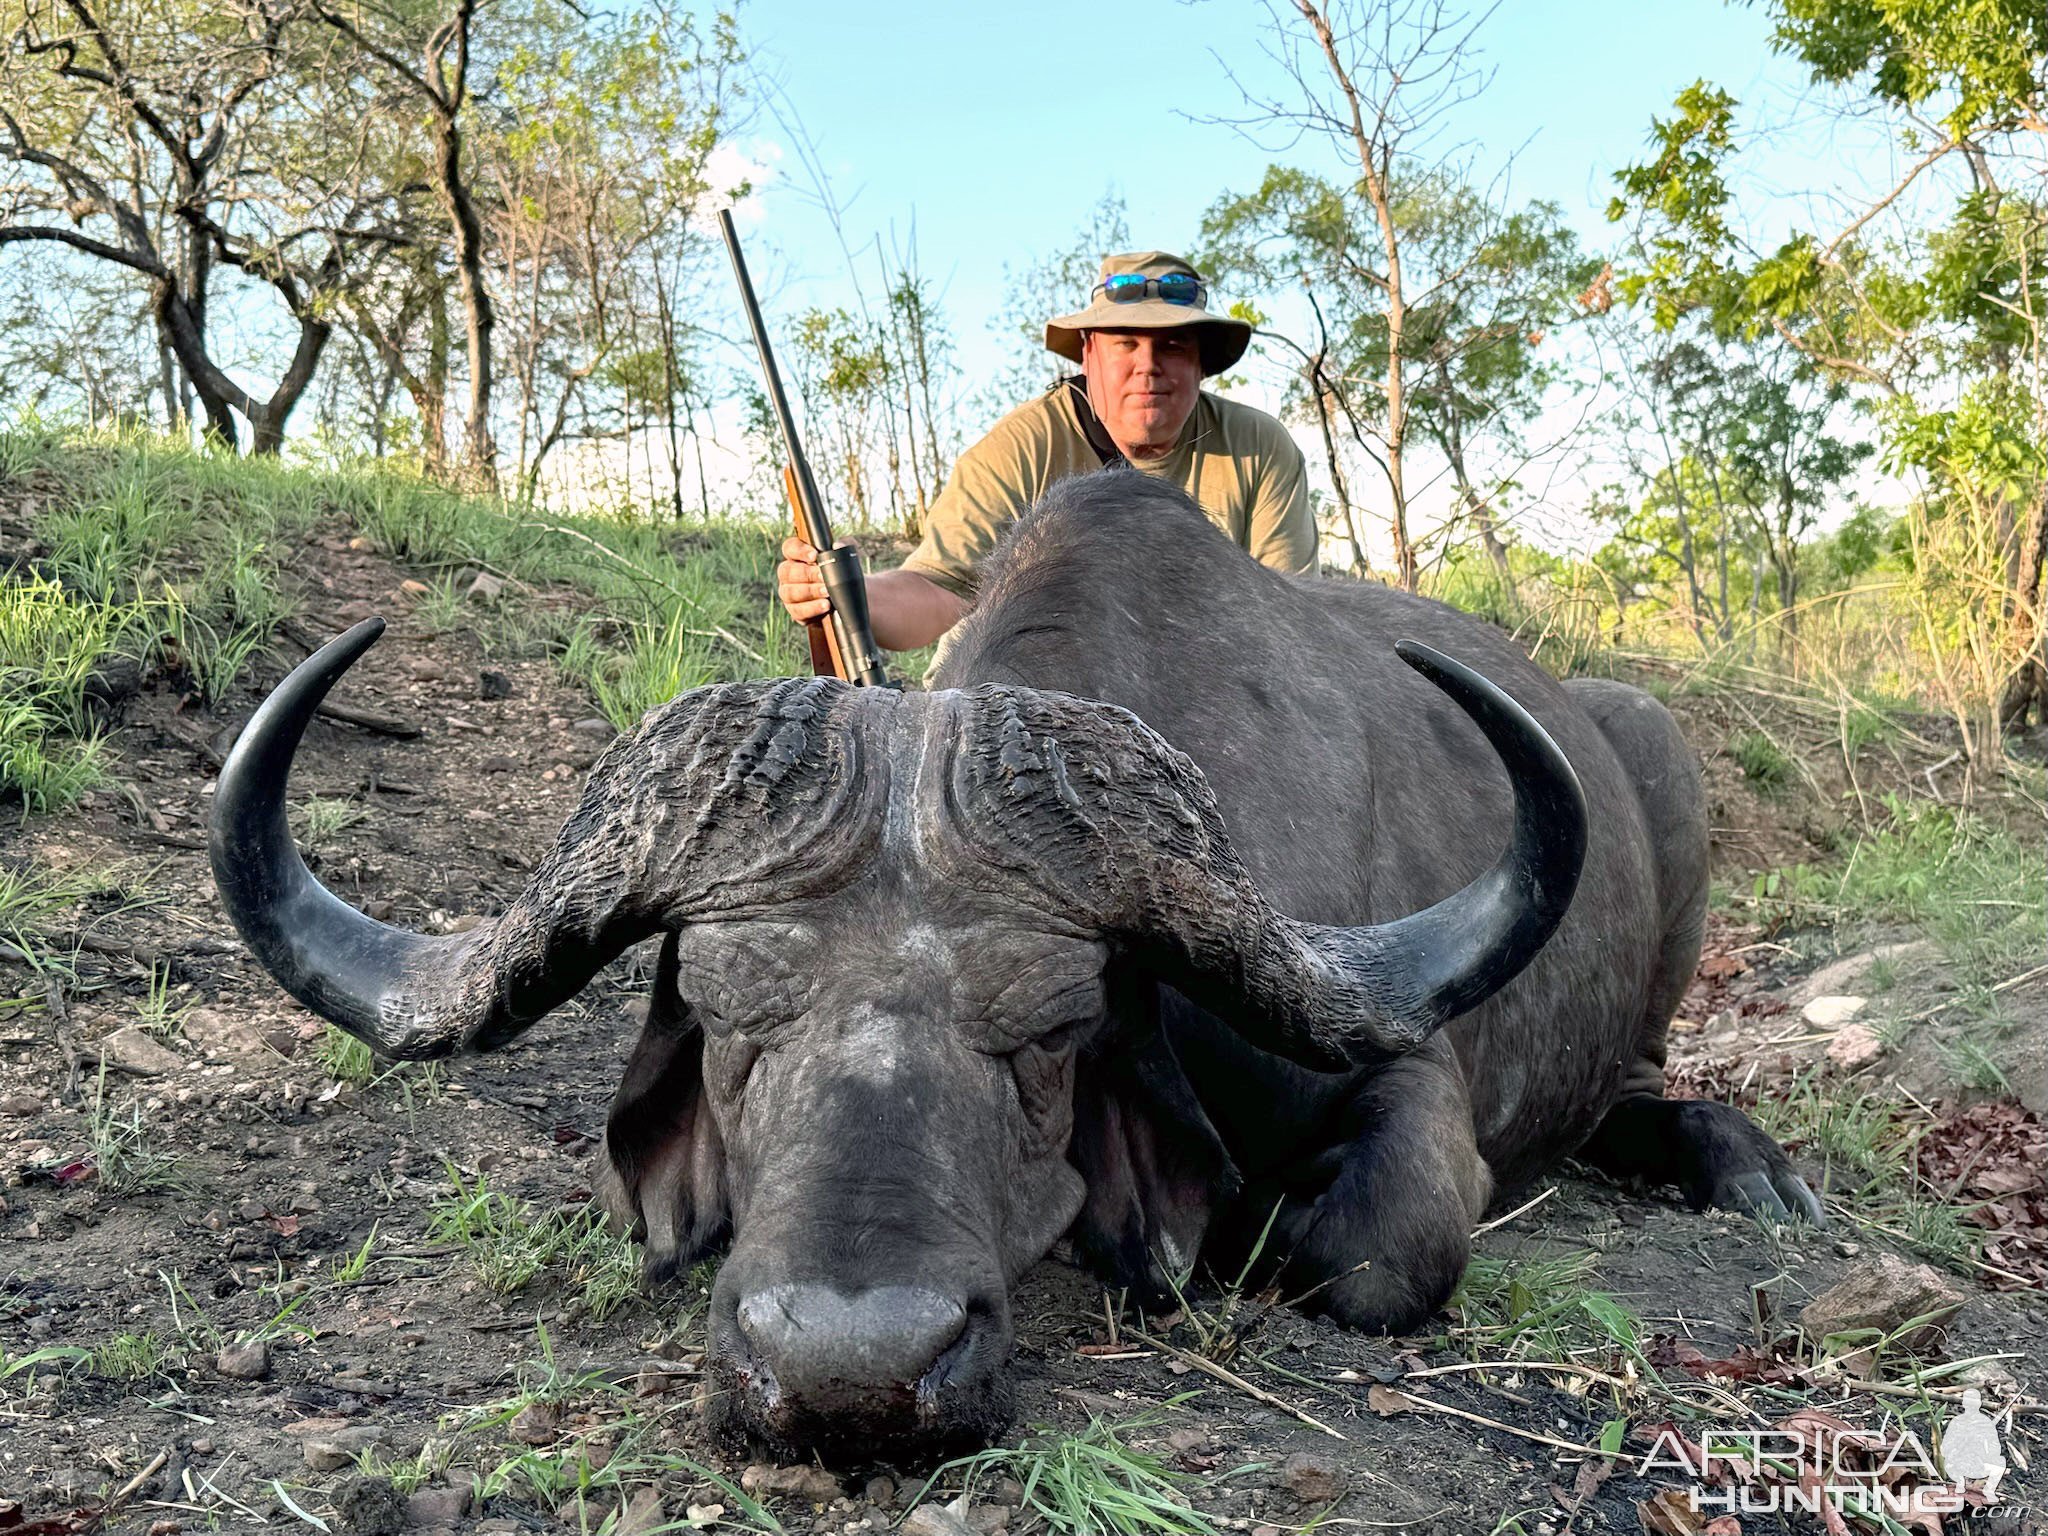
[1011,1028,1078,1158]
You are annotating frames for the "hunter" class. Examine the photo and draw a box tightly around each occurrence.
[776,250,1316,651]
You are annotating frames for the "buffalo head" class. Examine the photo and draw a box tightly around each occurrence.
[211,619,1583,1461]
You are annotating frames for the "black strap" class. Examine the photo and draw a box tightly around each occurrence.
[1063,375,1125,469]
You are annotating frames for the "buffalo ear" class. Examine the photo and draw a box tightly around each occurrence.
[1068,977,1238,1304]
[594,932,730,1283]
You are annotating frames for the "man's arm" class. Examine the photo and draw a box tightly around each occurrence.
[779,539,964,652]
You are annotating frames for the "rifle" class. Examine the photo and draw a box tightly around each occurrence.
[717,209,892,689]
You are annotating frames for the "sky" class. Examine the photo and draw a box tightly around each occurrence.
[728,0,1851,380]
[618,0,1914,551]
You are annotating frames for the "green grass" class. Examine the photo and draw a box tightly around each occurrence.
[1743,1072,1985,1273]
[87,1070,187,1196]
[428,1166,645,1322]
[1754,796,2045,1061]
[914,1406,1223,1536]
[1728,729,1794,793]
[1450,1250,1647,1372]
[90,1330,168,1382]
[316,1024,379,1087]
[0,423,812,820]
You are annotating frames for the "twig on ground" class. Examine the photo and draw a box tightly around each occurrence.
[81,1448,169,1532]
[318,699,422,739]
[1137,1332,1350,1441]
[1364,1383,1597,1455]
[1474,1186,1557,1236]
[1396,1358,1631,1391]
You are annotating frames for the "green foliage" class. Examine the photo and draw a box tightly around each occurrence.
[428,1166,645,1322]
[1729,729,1795,792]
[917,1405,1222,1536]
[1452,1252,1647,1375]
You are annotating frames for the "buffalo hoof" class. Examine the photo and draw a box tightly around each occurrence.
[1584,1093,1827,1227]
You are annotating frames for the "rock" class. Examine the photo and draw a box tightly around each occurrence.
[572,717,613,734]
[1790,943,1936,1005]
[900,1500,977,1536]
[466,572,507,601]
[335,1475,407,1536]
[214,1340,270,1380]
[1279,1451,1346,1505]
[741,1463,843,1503]
[1826,1021,1884,1071]
[509,1401,560,1446]
[303,1425,387,1472]
[478,755,520,775]
[404,1486,470,1527]
[1802,995,1867,1027]
[477,669,512,701]
[1801,1254,1966,1351]
[966,1504,1012,1533]
[182,1008,267,1057]
[610,1488,666,1535]
[97,1026,186,1076]
[0,1092,42,1116]
[863,1476,899,1508]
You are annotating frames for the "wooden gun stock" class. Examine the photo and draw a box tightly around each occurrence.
[786,465,847,681]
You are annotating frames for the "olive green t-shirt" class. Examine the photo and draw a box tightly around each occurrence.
[900,384,1316,600]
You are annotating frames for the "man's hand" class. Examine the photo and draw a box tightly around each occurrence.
[777,536,966,654]
[778,535,835,625]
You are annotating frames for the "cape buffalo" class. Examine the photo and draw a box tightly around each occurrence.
[211,471,1820,1463]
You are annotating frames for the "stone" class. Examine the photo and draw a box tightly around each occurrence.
[509,1401,560,1446]
[1826,1021,1884,1071]
[404,1486,470,1527]
[863,1476,899,1508]
[611,1488,667,1535]
[477,669,513,701]
[335,1475,406,1536]
[302,1425,387,1472]
[742,1463,843,1503]
[1801,1254,1966,1351]
[0,1092,42,1116]
[97,1026,185,1076]
[1802,995,1868,1028]
[1279,1451,1346,1505]
[182,1008,267,1057]
[214,1340,270,1380]
[900,1501,977,1536]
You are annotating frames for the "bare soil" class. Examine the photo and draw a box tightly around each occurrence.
[2,521,2041,1535]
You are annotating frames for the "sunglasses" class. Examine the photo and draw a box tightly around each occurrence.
[1096,273,1206,307]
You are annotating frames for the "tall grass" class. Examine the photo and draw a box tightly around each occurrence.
[0,421,811,815]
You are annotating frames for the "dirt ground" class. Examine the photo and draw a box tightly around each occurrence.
[2,520,2041,1535]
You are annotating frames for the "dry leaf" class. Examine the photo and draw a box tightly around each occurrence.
[1365,1383,1414,1416]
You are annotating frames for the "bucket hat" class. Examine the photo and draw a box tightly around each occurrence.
[1044,251,1251,377]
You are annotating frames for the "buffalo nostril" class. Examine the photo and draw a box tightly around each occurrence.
[736,1284,967,1392]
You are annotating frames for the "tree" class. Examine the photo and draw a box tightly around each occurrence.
[1611,0,2047,772]
[1205,165,1596,599]
[0,0,385,451]
[1206,0,1508,590]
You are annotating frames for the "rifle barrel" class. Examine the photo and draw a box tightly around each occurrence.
[718,210,833,556]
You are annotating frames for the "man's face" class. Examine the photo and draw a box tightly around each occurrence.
[1081,328,1202,459]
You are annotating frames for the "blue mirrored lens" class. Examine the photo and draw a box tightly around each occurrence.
[1101,274,1150,303]
[1155,275,1202,305]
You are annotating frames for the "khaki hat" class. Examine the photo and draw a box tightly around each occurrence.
[1045,251,1252,377]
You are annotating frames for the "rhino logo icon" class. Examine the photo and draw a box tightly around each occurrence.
[1940,1389,2007,1498]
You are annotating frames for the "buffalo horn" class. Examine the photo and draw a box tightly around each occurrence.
[208,619,650,1058]
[1206,640,1586,1068]
[954,642,1585,1073]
